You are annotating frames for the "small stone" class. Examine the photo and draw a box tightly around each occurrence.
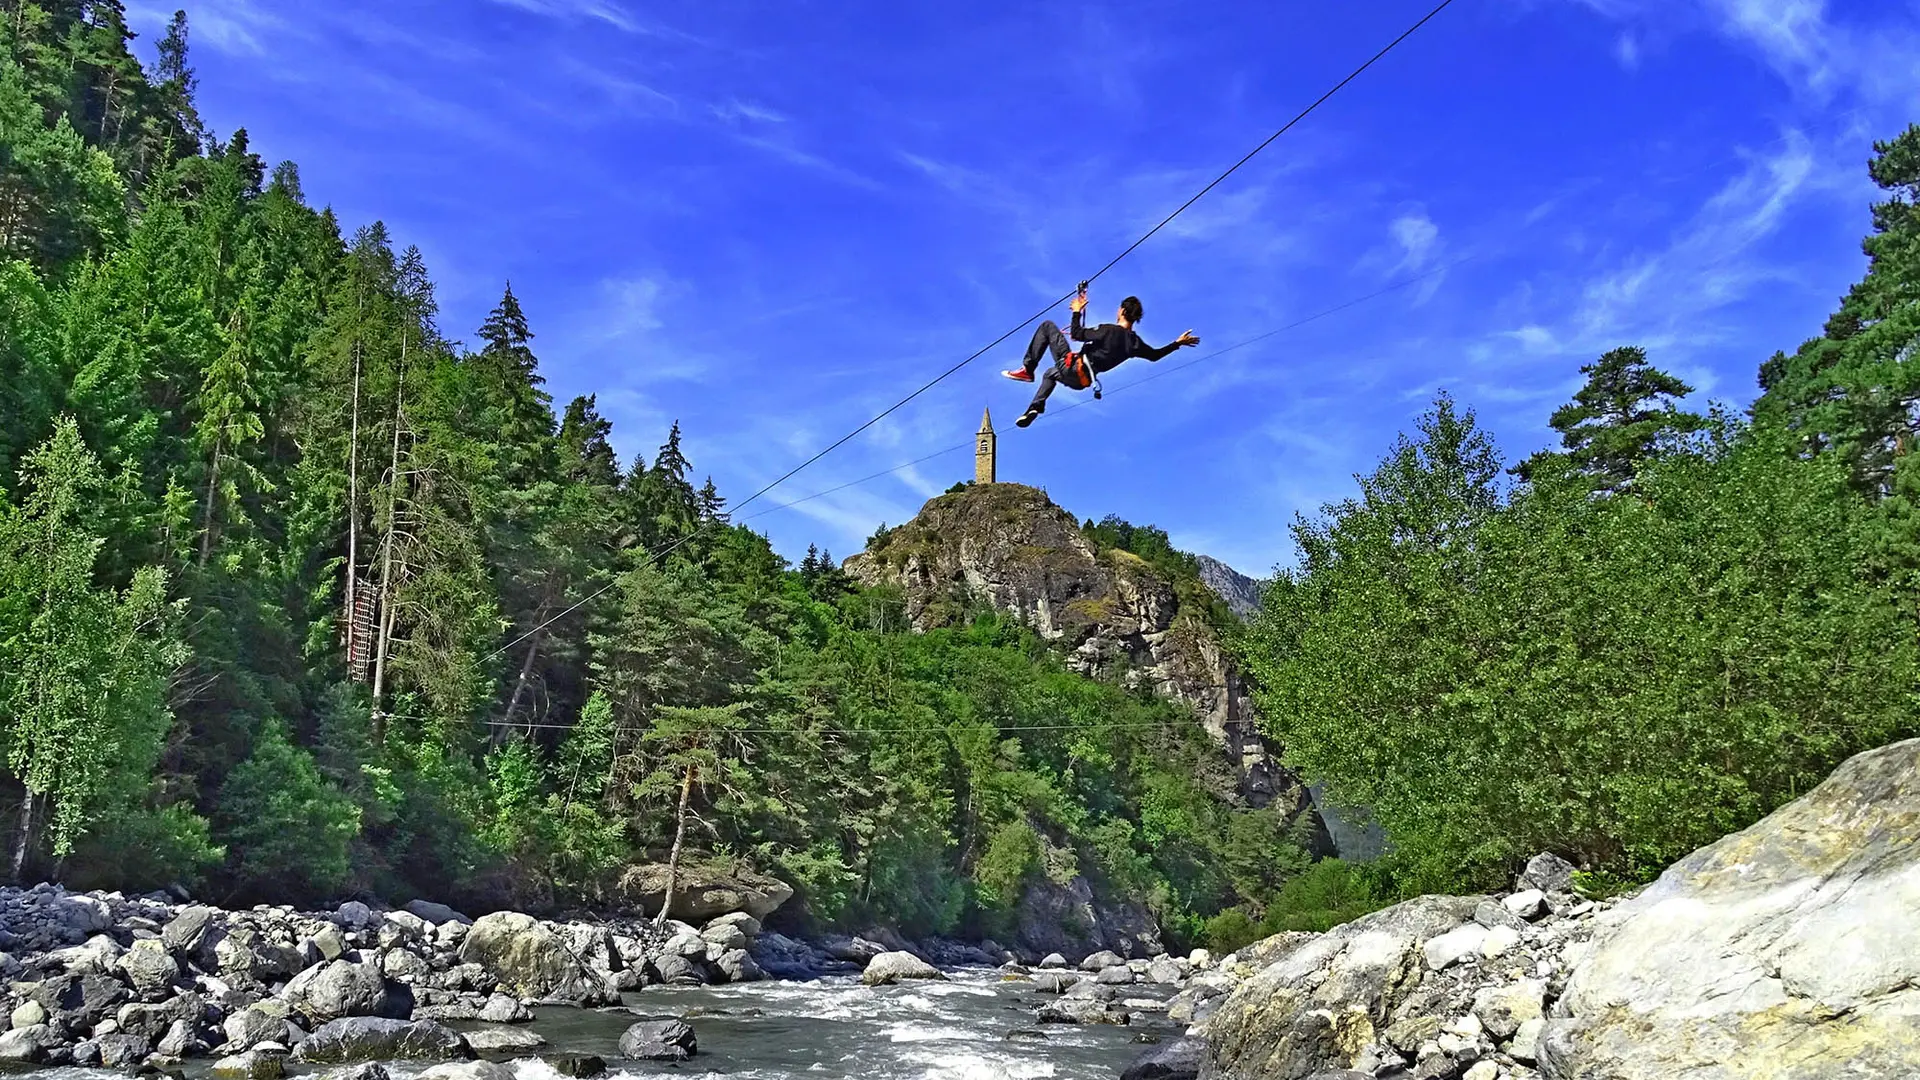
[1445,1012,1483,1039]
[1386,1015,1442,1053]
[1510,1017,1546,1064]
[543,1054,606,1078]
[1474,979,1546,1040]
[1187,948,1212,969]
[11,1000,47,1030]
[1422,923,1490,970]
[1502,890,1547,919]
[1473,900,1528,932]
[1480,924,1522,959]
[334,902,373,929]
[1463,1062,1500,1080]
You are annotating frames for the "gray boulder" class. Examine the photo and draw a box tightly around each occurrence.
[94,1033,152,1068]
[1519,852,1576,895]
[404,900,470,927]
[30,971,130,1027]
[117,994,207,1041]
[1036,998,1129,1025]
[157,1017,208,1057]
[700,922,749,954]
[457,913,617,1005]
[706,911,761,938]
[290,1018,466,1064]
[543,1053,605,1077]
[10,1000,45,1029]
[618,1019,696,1061]
[616,862,794,922]
[211,1050,286,1080]
[1031,971,1080,994]
[1543,738,1920,1079]
[713,948,763,983]
[1040,953,1069,968]
[0,1024,62,1063]
[647,953,703,986]
[224,1001,300,1051]
[318,1065,390,1080]
[478,994,532,1024]
[281,960,391,1023]
[1194,895,1481,1079]
[162,907,221,955]
[1081,950,1126,972]
[861,951,945,986]
[117,938,182,1000]
[1120,1036,1204,1079]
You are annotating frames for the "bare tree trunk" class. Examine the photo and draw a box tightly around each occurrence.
[197,437,222,568]
[500,630,542,740]
[345,331,362,673]
[369,331,407,730]
[654,763,697,929]
[11,791,35,883]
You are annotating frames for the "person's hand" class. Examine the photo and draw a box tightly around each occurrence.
[1177,330,1200,347]
[1070,292,1088,314]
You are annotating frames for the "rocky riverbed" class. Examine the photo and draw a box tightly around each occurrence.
[0,879,1199,1078]
[1,738,1913,1080]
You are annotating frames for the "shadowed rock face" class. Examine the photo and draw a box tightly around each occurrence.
[844,483,1300,814]
[1541,737,1920,1080]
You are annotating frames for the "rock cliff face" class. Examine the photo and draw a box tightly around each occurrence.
[846,484,1298,813]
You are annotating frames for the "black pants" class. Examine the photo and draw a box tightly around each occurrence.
[1021,320,1074,414]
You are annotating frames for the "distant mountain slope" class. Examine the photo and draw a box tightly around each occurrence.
[1195,555,1265,620]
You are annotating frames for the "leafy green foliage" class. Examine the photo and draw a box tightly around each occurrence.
[216,720,360,896]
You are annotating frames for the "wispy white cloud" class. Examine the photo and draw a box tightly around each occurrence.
[486,0,643,34]
[712,99,787,125]
[1613,32,1642,70]
[1390,212,1440,272]
[128,0,287,55]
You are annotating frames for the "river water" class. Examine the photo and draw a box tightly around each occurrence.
[35,969,1175,1080]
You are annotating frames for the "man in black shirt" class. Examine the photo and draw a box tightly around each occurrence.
[1003,290,1198,427]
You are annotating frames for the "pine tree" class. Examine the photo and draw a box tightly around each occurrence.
[1755,124,1920,495]
[697,476,724,523]
[1515,346,1704,491]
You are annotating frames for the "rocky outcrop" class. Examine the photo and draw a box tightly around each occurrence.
[613,862,794,922]
[1160,739,1920,1080]
[1194,556,1264,620]
[1540,737,1920,1079]
[845,484,1296,811]
[1016,872,1163,964]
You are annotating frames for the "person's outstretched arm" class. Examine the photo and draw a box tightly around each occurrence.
[1138,330,1200,361]
[1069,293,1092,341]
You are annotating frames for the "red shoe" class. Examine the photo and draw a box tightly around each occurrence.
[1002,368,1035,383]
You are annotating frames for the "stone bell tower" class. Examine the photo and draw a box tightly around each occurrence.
[975,408,996,485]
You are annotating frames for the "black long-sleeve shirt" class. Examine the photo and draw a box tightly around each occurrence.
[1070,307,1180,373]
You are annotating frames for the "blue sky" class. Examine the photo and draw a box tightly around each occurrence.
[127,0,1920,576]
